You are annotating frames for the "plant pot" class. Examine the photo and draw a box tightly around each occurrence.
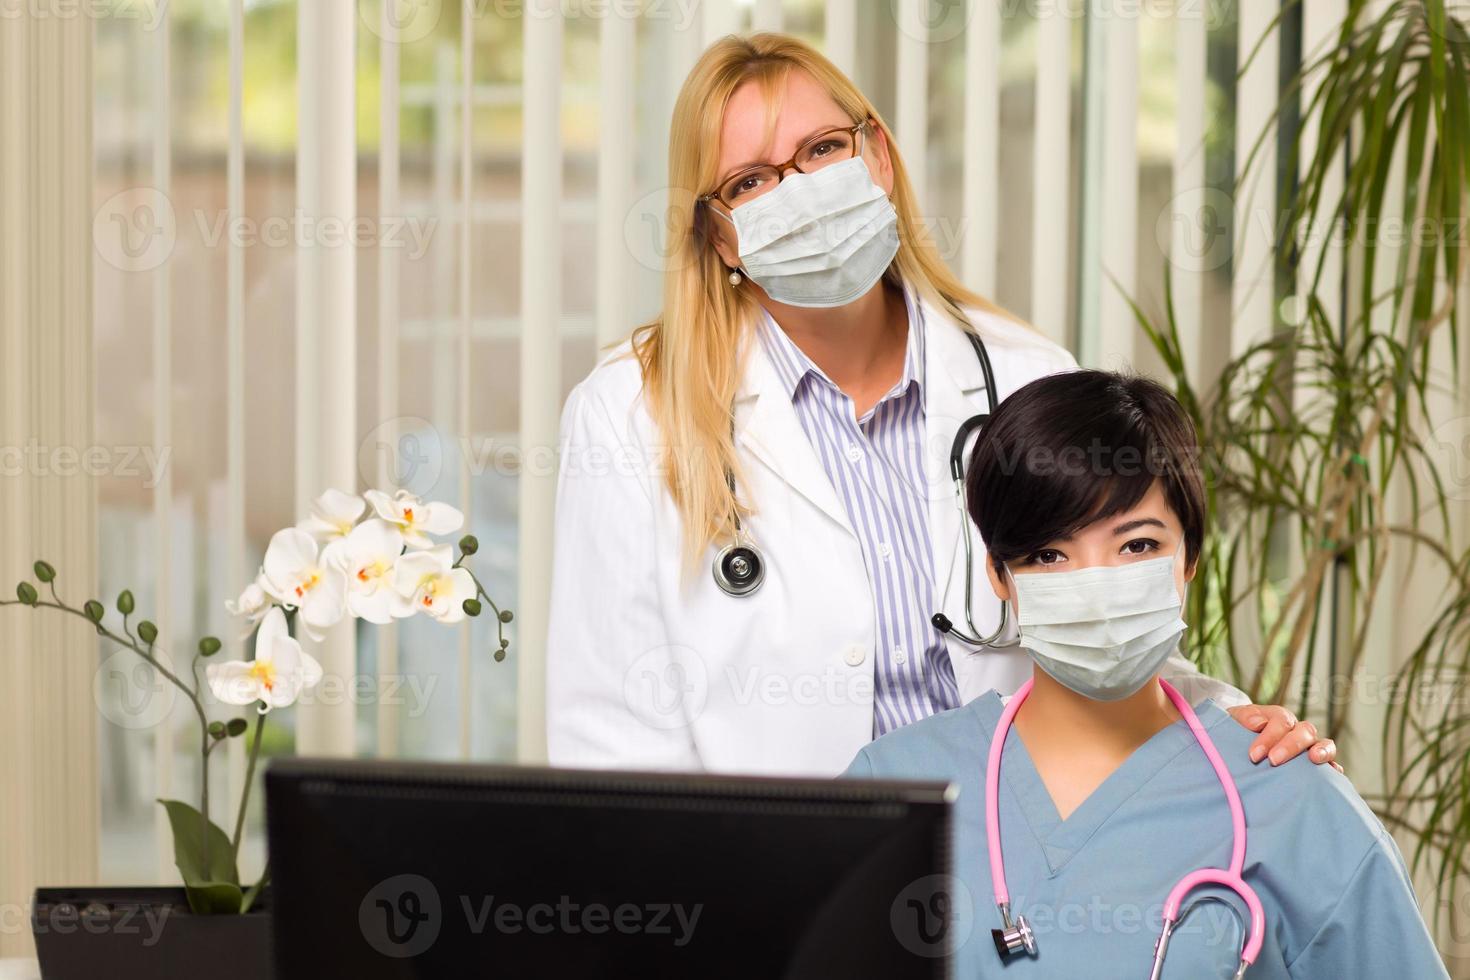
[31,886,272,980]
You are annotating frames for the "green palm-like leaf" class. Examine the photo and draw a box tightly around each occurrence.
[1133,0,1470,947]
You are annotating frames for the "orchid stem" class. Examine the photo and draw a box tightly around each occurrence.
[456,566,510,652]
[232,708,265,861]
[0,593,216,871]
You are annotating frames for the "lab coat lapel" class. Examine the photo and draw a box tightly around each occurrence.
[734,332,855,537]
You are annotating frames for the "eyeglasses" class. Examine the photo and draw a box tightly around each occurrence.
[699,122,867,211]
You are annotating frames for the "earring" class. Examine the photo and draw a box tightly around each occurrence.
[728,269,742,286]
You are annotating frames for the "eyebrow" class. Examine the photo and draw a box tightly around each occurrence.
[720,123,851,182]
[1112,517,1167,535]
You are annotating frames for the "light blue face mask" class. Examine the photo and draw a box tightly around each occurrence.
[1007,549,1188,702]
[714,156,899,308]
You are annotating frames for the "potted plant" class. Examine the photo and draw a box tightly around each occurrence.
[1128,0,1470,953]
[5,488,511,979]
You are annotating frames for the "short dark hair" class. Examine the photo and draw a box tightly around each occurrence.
[965,369,1206,572]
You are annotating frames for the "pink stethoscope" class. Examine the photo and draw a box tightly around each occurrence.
[985,677,1266,979]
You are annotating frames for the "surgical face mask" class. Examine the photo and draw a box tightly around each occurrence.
[714,155,899,308]
[1007,550,1187,702]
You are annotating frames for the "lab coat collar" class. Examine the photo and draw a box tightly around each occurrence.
[733,316,855,535]
[730,285,995,552]
[924,290,988,395]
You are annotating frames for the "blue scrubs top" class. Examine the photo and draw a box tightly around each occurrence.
[844,690,1448,979]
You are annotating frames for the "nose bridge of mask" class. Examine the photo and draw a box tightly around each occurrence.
[1008,547,1183,627]
[731,156,886,258]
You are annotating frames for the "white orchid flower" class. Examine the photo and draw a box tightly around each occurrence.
[335,518,412,624]
[260,527,347,639]
[365,488,463,550]
[297,488,365,566]
[224,575,273,637]
[392,544,476,623]
[206,606,323,712]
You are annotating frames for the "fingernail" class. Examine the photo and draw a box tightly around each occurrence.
[1250,745,1265,763]
[1268,749,1284,766]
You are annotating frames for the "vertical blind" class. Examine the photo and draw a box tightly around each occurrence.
[98,0,1307,880]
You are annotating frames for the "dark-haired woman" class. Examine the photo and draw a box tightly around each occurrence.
[846,370,1446,977]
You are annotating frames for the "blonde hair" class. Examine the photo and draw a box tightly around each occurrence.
[629,32,1019,576]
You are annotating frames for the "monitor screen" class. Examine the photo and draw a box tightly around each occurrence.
[266,759,957,978]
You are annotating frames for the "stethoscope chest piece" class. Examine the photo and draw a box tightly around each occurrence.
[992,906,1036,960]
[713,542,765,597]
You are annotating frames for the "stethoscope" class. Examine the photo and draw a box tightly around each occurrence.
[713,325,1017,655]
[987,676,1266,979]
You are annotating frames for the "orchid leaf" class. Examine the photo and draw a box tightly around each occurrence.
[158,798,243,914]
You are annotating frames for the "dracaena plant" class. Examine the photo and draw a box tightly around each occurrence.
[1129,0,1470,946]
[2,488,511,914]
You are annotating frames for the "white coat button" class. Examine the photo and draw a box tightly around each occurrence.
[844,645,867,667]
[893,646,907,665]
[845,443,863,462]
[878,541,892,559]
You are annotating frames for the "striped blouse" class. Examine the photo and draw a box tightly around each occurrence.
[756,285,961,736]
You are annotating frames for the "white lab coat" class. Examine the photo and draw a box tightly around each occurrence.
[544,294,1248,776]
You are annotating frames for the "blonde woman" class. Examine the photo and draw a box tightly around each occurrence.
[545,33,1337,777]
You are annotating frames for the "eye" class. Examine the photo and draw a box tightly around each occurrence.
[807,138,843,158]
[727,171,772,200]
[1022,548,1066,567]
[1121,538,1159,556]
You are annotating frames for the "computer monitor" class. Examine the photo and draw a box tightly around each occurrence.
[266,758,958,978]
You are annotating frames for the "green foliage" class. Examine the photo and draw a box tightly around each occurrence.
[241,865,271,916]
[158,799,242,915]
[1134,0,1470,945]
[3,560,261,916]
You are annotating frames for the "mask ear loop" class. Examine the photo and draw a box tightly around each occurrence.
[1172,540,1190,608]
[700,199,751,287]
[1002,562,1019,622]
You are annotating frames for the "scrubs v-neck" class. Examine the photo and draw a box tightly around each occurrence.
[844,690,1448,978]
